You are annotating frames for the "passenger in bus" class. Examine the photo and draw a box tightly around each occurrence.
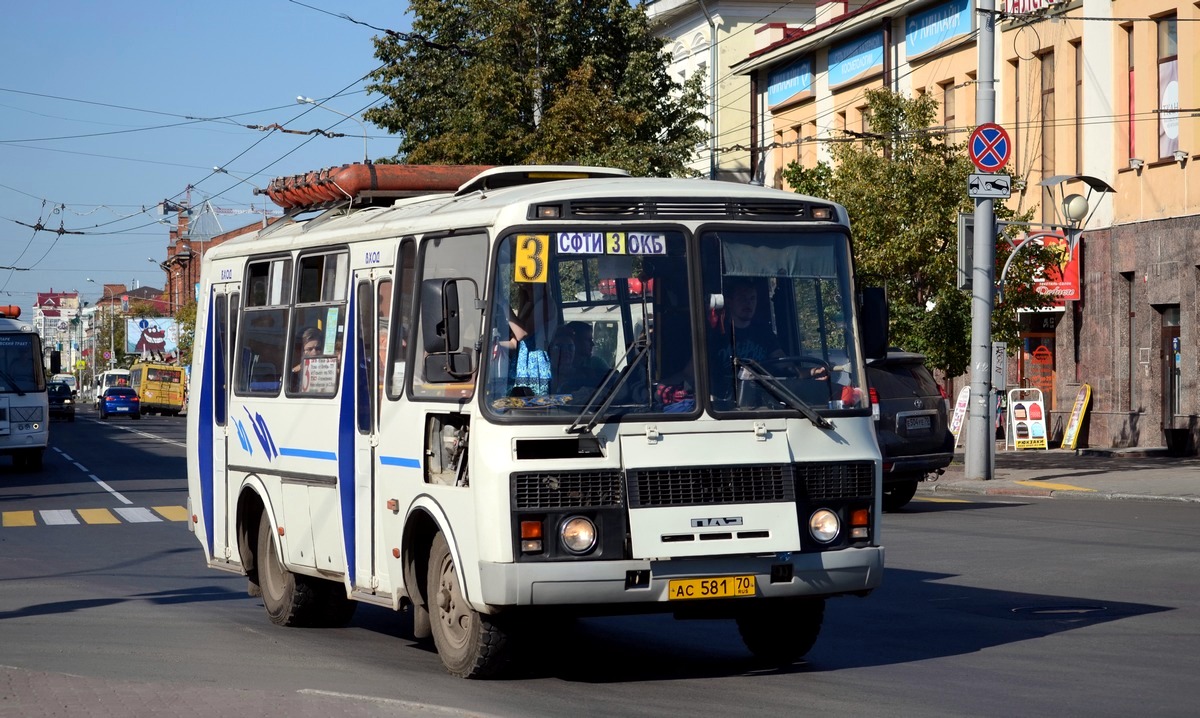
[291,327,322,388]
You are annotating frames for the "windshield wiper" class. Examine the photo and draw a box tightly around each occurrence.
[566,339,652,436]
[734,357,833,430]
[0,369,25,395]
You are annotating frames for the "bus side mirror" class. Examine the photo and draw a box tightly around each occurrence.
[420,277,479,382]
[421,278,460,353]
[858,286,889,360]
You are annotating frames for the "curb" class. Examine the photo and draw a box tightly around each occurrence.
[920,481,1200,503]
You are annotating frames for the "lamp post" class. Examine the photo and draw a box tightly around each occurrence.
[87,278,117,369]
[296,95,370,164]
[148,257,172,315]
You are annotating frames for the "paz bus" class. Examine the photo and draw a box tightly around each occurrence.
[129,360,186,415]
[0,306,49,469]
[186,163,889,678]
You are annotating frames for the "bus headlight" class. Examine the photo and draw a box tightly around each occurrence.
[808,509,840,543]
[560,516,597,554]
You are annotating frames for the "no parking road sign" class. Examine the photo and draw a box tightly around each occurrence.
[968,123,1011,173]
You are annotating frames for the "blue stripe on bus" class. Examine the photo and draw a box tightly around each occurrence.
[338,287,359,587]
[278,447,338,461]
[198,289,215,556]
[380,456,421,468]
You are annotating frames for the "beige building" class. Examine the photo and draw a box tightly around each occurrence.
[731,0,1198,452]
[646,0,827,181]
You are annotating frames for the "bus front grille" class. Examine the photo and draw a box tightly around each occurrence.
[512,470,624,509]
[627,464,795,508]
[626,462,874,508]
[795,461,875,500]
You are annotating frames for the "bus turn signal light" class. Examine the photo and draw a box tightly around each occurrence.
[520,520,544,553]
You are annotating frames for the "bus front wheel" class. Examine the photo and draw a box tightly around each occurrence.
[427,533,510,678]
[256,512,323,627]
[736,597,825,665]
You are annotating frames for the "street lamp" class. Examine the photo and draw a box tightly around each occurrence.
[148,257,172,315]
[87,278,117,369]
[296,95,370,164]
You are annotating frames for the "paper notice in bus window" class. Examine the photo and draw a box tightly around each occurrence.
[556,232,605,254]
[605,232,666,256]
[514,234,549,283]
[301,357,338,393]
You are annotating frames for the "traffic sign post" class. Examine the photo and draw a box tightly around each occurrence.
[969,123,1012,173]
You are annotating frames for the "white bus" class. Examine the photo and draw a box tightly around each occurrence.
[0,307,49,469]
[187,164,890,678]
[94,368,132,406]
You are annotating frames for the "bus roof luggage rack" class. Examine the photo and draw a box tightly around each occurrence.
[261,163,495,211]
[262,164,631,212]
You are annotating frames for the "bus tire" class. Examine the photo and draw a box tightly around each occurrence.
[427,533,509,678]
[256,512,322,627]
[736,598,824,665]
[317,581,358,628]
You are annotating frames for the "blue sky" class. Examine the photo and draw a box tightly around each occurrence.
[0,0,407,309]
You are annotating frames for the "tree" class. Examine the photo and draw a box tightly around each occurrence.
[174,300,196,368]
[781,89,1053,378]
[364,0,708,176]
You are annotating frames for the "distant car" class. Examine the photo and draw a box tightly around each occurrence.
[866,351,954,511]
[98,387,141,420]
[48,381,76,422]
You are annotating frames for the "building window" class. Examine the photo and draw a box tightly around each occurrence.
[1073,41,1083,175]
[940,81,955,145]
[1040,52,1056,225]
[1157,15,1178,159]
[1125,25,1135,160]
[1010,60,1021,174]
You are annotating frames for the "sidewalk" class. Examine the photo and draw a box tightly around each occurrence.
[919,446,1200,503]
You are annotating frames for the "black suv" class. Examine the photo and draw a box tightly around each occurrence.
[48,381,76,422]
[866,351,953,511]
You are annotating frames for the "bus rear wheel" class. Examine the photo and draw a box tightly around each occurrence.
[427,532,510,678]
[736,597,825,665]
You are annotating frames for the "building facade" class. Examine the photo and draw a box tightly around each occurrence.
[731,0,1198,451]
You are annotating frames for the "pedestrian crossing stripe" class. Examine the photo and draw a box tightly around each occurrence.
[1,506,189,527]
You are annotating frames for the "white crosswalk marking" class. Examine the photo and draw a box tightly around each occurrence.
[114,507,163,523]
[40,509,79,525]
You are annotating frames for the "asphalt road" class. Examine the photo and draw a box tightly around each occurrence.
[2,411,1199,716]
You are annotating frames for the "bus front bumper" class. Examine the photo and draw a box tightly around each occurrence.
[477,546,883,608]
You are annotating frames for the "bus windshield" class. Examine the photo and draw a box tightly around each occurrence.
[484,230,692,418]
[0,334,45,393]
[481,227,867,419]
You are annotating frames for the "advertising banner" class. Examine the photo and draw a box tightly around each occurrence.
[949,386,970,447]
[125,318,179,355]
[828,32,883,88]
[767,56,813,107]
[1061,384,1092,450]
[1008,388,1048,450]
[905,0,972,60]
[1015,230,1080,307]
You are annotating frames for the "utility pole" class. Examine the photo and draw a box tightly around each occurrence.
[966,0,998,481]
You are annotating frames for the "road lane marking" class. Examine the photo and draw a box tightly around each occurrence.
[87,475,133,505]
[2,511,36,527]
[114,507,161,523]
[1016,480,1096,492]
[76,508,121,524]
[154,505,189,521]
[40,510,79,525]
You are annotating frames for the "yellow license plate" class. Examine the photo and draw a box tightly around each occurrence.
[667,575,756,600]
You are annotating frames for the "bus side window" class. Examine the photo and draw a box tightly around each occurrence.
[235,258,292,395]
[386,240,415,400]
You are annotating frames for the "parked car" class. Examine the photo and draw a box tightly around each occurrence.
[48,381,75,421]
[98,387,141,420]
[866,351,954,511]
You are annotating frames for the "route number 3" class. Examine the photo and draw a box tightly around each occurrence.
[514,234,549,283]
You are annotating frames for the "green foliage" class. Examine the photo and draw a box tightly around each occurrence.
[174,300,197,368]
[781,89,1054,378]
[364,0,708,176]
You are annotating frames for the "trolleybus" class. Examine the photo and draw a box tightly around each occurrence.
[186,164,889,678]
